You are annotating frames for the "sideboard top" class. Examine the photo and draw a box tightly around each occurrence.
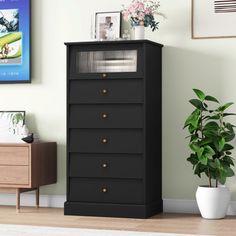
[64,39,163,47]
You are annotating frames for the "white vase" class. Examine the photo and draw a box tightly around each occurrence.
[134,26,145,40]
[196,185,230,219]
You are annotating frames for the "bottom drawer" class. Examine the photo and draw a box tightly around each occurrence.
[0,166,29,185]
[69,178,144,204]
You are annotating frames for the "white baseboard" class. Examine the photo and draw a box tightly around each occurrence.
[163,198,236,215]
[0,193,65,208]
[0,194,235,216]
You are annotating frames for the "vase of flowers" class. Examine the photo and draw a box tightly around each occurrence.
[122,0,162,39]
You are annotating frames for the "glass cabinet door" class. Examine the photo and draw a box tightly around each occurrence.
[76,50,138,74]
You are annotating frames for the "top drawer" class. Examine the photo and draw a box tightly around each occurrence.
[68,44,143,79]
[0,147,29,166]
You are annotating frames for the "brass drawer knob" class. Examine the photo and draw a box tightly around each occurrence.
[102,188,108,193]
[101,89,108,95]
[102,73,107,79]
[102,138,108,144]
[102,113,108,119]
[102,163,108,168]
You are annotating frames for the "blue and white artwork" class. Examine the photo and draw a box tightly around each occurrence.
[0,0,30,82]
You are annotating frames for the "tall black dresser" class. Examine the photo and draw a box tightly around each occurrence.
[64,40,163,218]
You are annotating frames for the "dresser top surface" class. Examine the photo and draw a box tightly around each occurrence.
[64,39,163,48]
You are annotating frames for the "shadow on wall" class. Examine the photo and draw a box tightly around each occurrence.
[162,46,225,199]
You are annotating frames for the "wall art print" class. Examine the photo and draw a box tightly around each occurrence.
[0,0,30,83]
[192,0,236,39]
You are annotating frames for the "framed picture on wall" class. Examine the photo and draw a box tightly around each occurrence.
[0,0,31,83]
[0,111,25,142]
[95,11,121,40]
[192,0,236,39]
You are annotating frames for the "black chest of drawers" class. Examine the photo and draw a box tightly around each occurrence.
[64,40,163,218]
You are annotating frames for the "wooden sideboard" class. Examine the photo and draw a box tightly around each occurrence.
[0,142,57,212]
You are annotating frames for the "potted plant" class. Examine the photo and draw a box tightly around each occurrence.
[122,0,164,39]
[184,89,236,219]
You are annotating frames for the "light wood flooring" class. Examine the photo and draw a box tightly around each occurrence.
[0,206,235,235]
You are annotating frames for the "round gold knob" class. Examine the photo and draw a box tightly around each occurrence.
[102,163,108,168]
[102,73,107,78]
[102,188,108,193]
[102,113,108,119]
[102,138,108,144]
[101,89,108,95]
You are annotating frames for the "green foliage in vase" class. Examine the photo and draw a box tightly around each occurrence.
[184,89,236,187]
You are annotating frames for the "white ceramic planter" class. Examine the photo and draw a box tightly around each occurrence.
[196,185,230,219]
[134,26,145,40]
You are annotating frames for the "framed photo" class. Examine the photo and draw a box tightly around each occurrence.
[0,111,25,142]
[95,11,121,40]
[0,0,31,83]
[192,0,236,39]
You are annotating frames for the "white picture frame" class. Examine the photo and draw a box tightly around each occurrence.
[95,11,121,40]
[192,0,236,39]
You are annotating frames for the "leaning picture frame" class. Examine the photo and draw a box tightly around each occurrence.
[192,0,236,39]
[0,111,25,142]
[0,0,31,83]
[95,11,121,40]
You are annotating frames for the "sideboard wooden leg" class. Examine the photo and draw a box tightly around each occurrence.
[16,188,20,213]
[36,187,39,208]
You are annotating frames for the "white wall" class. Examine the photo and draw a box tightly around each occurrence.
[1,0,236,200]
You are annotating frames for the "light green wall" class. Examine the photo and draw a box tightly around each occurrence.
[1,0,236,199]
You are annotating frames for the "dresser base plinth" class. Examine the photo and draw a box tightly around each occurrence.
[64,200,163,219]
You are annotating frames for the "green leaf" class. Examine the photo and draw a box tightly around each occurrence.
[189,99,206,110]
[205,95,219,103]
[198,138,212,146]
[218,137,225,151]
[204,121,219,131]
[223,156,234,166]
[209,160,217,169]
[184,109,200,129]
[226,167,235,177]
[187,154,199,165]
[196,147,204,160]
[204,145,215,156]
[189,143,200,153]
[193,89,206,101]
[222,144,234,151]
[217,102,234,112]
[223,113,236,117]
[215,159,221,168]
[219,175,226,185]
[199,154,208,165]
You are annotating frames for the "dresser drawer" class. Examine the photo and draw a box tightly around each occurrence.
[0,147,29,166]
[69,129,143,153]
[69,178,144,204]
[0,166,29,185]
[69,79,143,104]
[69,104,143,129]
[69,153,143,179]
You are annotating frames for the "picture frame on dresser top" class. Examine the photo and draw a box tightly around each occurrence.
[95,11,121,40]
[0,0,31,83]
[64,40,163,218]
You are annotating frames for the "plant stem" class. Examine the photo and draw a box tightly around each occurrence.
[208,169,212,187]
[216,179,218,188]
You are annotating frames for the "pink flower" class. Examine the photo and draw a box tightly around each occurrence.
[138,11,145,20]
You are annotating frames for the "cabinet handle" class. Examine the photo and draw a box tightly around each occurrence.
[102,188,108,193]
[102,73,107,79]
[101,89,108,95]
[102,113,108,119]
[102,138,108,144]
[102,163,108,168]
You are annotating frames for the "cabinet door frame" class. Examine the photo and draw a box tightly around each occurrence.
[69,43,144,79]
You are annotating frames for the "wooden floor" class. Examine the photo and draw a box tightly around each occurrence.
[0,206,235,235]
